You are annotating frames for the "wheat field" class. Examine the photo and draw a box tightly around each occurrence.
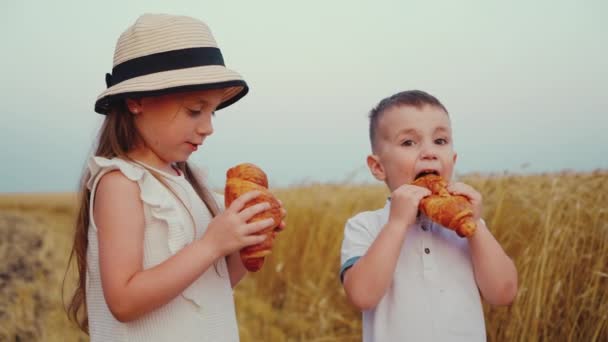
[1,171,607,341]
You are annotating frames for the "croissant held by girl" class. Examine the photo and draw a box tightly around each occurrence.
[225,163,284,272]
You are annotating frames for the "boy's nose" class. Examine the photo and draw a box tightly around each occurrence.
[420,145,438,160]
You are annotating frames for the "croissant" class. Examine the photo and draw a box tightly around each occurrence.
[224,163,282,272]
[412,174,476,237]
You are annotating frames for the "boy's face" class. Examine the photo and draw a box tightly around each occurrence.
[367,104,457,191]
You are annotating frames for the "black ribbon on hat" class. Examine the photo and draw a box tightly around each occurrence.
[105,47,225,88]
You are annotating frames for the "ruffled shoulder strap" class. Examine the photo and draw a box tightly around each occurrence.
[86,156,191,255]
[86,157,146,231]
[86,156,145,191]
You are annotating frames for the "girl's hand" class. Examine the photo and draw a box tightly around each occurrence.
[203,190,276,258]
[388,184,431,228]
[447,182,483,222]
[273,199,287,233]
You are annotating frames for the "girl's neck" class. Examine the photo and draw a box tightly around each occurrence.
[127,149,181,176]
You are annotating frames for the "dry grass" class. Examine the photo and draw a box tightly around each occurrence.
[1,171,607,341]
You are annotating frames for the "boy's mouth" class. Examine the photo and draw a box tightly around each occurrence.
[414,169,440,180]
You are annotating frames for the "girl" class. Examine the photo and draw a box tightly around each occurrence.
[65,14,285,341]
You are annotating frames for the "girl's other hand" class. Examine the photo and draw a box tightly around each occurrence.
[203,190,275,258]
[273,199,287,232]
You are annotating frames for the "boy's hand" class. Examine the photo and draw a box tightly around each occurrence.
[388,184,431,228]
[447,182,483,222]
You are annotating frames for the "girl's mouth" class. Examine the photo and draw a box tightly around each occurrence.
[187,142,199,151]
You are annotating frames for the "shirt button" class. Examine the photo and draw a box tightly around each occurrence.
[424,248,430,254]
[421,225,428,231]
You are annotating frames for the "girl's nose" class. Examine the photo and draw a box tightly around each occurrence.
[197,113,214,136]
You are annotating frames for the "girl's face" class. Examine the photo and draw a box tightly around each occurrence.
[127,89,225,171]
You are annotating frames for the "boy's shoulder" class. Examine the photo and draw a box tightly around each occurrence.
[345,205,388,232]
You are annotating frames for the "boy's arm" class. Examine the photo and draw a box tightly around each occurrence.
[448,182,518,306]
[468,219,518,305]
[342,184,430,310]
[342,220,409,310]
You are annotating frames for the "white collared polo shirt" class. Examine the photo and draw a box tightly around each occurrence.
[340,200,486,341]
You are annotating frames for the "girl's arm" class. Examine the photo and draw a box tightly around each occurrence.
[448,182,518,306]
[226,252,247,287]
[95,171,272,322]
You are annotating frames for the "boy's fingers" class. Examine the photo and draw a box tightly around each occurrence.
[448,183,469,194]
[448,183,481,202]
[415,188,431,199]
[447,182,462,193]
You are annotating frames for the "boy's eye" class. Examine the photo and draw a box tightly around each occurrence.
[435,138,449,145]
[401,139,415,146]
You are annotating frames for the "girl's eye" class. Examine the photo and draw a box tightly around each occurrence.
[435,138,448,145]
[187,109,202,116]
[401,139,415,147]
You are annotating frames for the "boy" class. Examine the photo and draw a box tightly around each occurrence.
[340,90,517,341]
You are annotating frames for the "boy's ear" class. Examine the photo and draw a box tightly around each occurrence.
[125,98,143,114]
[367,154,386,181]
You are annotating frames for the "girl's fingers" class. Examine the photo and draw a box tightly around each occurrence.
[274,220,286,232]
[244,233,267,246]
[245,218,275,235]
[238,201,270,221]
[228,190,262,213]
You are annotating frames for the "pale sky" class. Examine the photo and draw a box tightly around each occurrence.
[1,0,606,192]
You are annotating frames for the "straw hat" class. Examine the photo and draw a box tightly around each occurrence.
[95,14,248,114]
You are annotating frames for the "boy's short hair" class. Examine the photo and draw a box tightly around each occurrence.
[369,90,448,152]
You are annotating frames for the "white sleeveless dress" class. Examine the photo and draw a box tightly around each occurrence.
[85,156,239,342]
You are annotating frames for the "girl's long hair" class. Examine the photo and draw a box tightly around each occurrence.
[63,101,221,333]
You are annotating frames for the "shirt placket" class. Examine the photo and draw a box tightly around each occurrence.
[420,218,436,275]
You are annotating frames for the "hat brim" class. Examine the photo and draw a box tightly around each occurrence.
[94,65,248,114]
